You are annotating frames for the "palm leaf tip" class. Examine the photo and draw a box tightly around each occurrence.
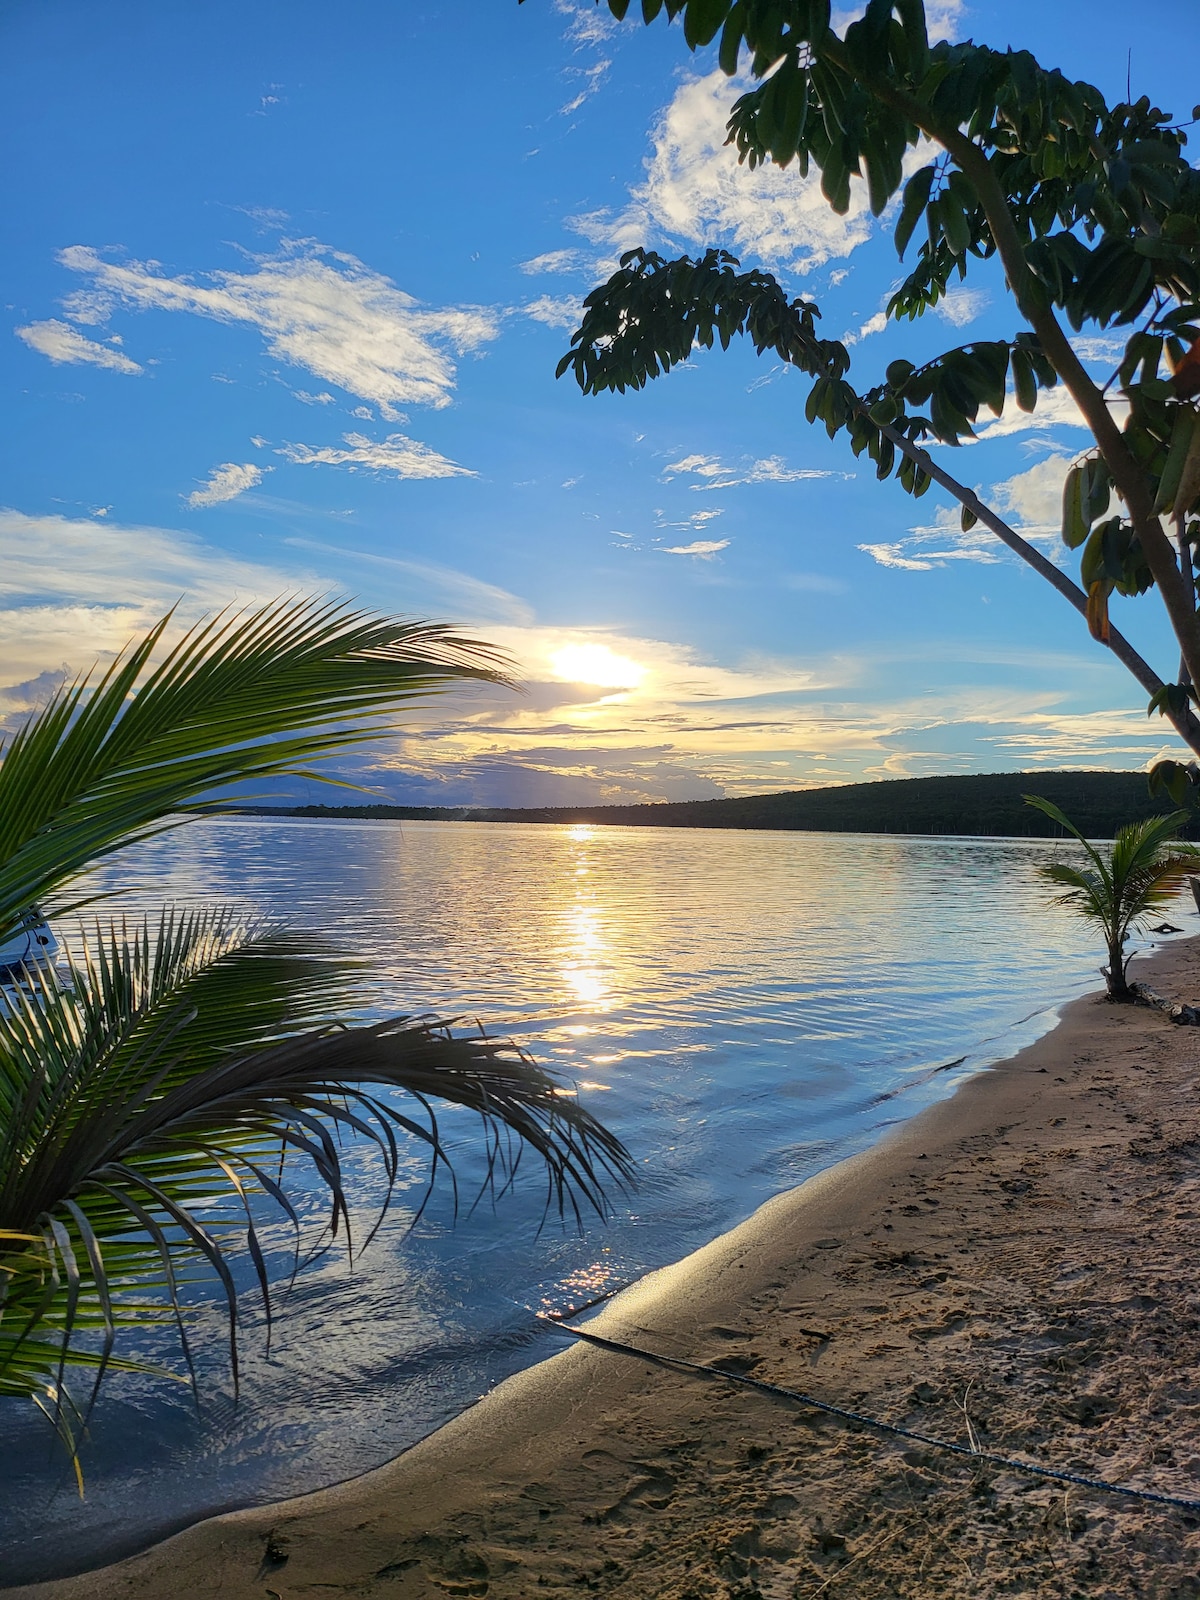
[0,595,516,943]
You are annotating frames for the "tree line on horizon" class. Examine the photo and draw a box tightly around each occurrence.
[266,769,1200,839]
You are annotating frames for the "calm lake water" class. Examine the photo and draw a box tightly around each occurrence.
[3,818,1187,1580]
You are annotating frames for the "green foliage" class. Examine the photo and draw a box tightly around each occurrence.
[547,0,1200,769]
[1024,794,1200,996]
[0,602,632,1468]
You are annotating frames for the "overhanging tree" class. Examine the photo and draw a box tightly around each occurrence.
[543,0,1200,791]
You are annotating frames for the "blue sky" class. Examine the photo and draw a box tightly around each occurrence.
[4,0,1198,806]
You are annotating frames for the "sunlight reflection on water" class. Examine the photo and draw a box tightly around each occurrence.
[4,817,1191,1580]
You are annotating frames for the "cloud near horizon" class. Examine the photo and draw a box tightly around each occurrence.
[0,508,1184,807]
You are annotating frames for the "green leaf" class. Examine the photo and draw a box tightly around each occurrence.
[895,165,935,259]
[938,188,972,256]
[1061,462,1090,548]
[1153,404,1199,515]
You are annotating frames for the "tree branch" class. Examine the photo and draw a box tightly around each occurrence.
[817,35,1200,688]
[872,419,1200,755]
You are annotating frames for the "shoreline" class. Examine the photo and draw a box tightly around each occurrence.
[10,938,1200,1598]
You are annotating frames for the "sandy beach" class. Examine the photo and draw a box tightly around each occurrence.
[10,937,1200,1599]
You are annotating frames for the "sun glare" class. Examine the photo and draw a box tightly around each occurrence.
[549,641,647,690]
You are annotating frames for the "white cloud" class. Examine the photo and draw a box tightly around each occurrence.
[1072,335,1126,366]
[859,505,1004,570]
[234,204,289,229]
[15,319,142,374]
[664,452,846,490]
[661,538,731,558]
[859,454,1078,573]
[656,507,725,531]
[970,387,1127,442]
[0,509,312,692]
[924,0,967,41]
[555,0,617,47]
[278,431,474,480]
[292,388,336,405]
[846,310,888,344]
[858,541,943,571]
[560,58,611,116]
[570,68,874,275]
[186,462,267,508]
[520,249,586,276]
[936,287,990,328]
[991,454,1074,533]
[520,294,584,331]
[56,240,500,410]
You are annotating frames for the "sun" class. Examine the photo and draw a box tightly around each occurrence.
[548,641,647,690]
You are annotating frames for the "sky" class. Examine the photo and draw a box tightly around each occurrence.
[4,0,1199,808]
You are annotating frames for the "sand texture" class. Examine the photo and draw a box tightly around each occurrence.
[8,939,1200,1599]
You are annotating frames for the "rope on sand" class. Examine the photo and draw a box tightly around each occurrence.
[544,1316,1200,1514]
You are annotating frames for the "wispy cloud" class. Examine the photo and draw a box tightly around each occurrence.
[186,462,267,508]
[569,68,874,276]
[655,507,725,532]
[15,319,142,374]
[55,240,500,411]
[560,58,612,116]
[858,454,1076,572]
[554,0,618,47]
[936,287,990,328]
[664,452,845,490]
[520,294,584,330]
[283,536,534,625]
[520,248,586,276]
[970,387,1117,442]
[277,430,474,480]
[661,538,731,558]
[0,508,315,704]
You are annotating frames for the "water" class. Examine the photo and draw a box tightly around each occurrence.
[2,818,1185,1580]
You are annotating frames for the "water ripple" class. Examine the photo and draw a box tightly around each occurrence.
[2,818,1189,1580]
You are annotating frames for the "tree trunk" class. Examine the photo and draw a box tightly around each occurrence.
[1106,937,1132,1001]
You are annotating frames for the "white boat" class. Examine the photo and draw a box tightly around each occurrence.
[0,912,60,1012]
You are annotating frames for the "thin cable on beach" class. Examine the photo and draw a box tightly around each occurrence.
[543,1316,1200,1516]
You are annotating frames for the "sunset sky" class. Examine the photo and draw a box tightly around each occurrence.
[4,0,1198,806]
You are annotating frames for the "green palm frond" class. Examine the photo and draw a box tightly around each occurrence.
[0,912,633,1458]
[1025,794,1200,993]
[0,598,631,1475]
[0,596,511,943]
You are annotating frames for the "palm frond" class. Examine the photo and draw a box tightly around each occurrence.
[1026,795,1199,994]
[0,913,633,1449]
[0,597,511,943]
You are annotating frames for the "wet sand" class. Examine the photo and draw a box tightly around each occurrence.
[10,939,1200,1599]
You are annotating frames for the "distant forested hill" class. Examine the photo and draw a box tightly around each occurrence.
[252,770,1200,839]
